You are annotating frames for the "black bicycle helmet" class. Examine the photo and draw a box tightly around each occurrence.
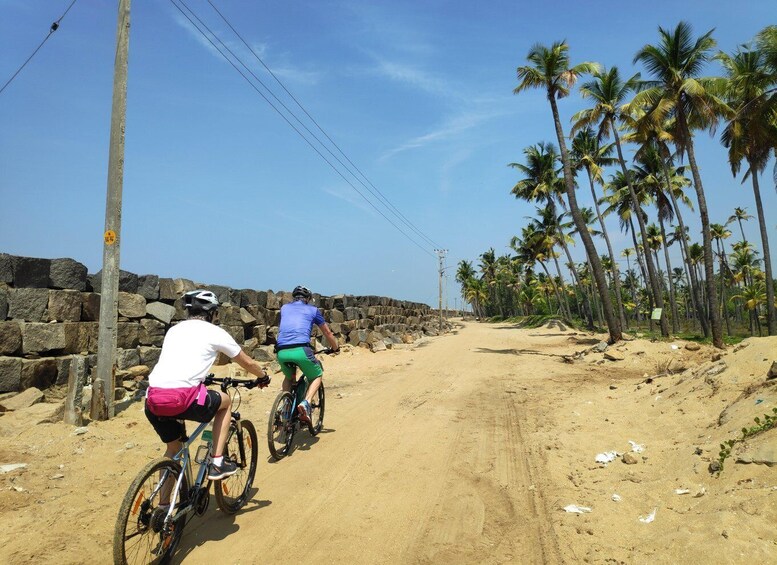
[183,289,220,311]
[292,285,312,300]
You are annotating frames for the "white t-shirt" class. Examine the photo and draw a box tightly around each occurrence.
[148,319,242,389]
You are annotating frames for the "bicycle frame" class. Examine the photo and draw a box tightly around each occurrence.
[157,420,212,524]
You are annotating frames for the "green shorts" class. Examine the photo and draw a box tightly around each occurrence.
[277,346,323,384]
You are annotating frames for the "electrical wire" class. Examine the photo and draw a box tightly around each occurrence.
[0,0,78,96]
[170,0,436,257]
[206,0,442,250]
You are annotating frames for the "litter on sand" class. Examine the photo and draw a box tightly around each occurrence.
[0,464,28,474]
[564,504,592,514]
[595,451,619,464]
[628,441,645,453]
[674,489,690,495]
[611,494,622,502]
[639,508,657,523]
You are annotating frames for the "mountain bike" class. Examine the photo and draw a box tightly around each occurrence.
[267,348,334,460]
[113,376,260,565]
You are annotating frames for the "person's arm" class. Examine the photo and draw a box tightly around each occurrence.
[232,350,270,382]
[319,323,339,352]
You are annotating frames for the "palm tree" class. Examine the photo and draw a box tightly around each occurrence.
[719,45,777,333]
[509,142,566,207]
[525,207,575,320]
[710,223,733,335]
[624,113,710,336]
[570,128,627,328]
[464,279,489,319]
[603,170,651,299]
[514,41,622,343]
[511,227,566,317]
[456,260,477,314]
[719,43,777,336]
[632,143,693,333]
[726,207,754,244]
[510,142,595,327]
[573,65,670,337]
[479,249,500,317]
[755,26,777,196]
[633,21,729,348]
[730,281,767,336]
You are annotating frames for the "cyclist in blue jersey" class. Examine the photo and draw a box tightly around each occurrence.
[275,285,339,424]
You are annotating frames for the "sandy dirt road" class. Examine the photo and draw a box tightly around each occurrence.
[173,320,559,564]
[4,321,773,564]
[0,320,561,565]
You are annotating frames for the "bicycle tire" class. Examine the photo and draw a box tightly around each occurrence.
[113,458,188,565]
[267,391,295,460]
[309,383,325,436]
[215,419,258,514]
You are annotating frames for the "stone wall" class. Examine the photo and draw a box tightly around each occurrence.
[0,253,446,396]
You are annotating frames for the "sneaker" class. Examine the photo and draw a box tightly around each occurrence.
[297,400,311,424]
[207,457,237,480]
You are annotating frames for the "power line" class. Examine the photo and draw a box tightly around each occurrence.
[0,0,78,96]
[169,0,438,258]
[207,0,441,250]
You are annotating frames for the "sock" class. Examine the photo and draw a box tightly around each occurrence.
[212,455,223,466]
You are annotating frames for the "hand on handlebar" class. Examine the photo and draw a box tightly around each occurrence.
[253,369,271,389]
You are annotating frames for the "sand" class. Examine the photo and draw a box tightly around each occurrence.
[0,320,774,564]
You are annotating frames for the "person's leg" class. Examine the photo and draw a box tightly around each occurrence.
[160,439,183,505]
[305,376,322,405]
[210,391,231,458]
[276,353,296,392]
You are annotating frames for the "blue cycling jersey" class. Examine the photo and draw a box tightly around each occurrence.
[276,300,326,347]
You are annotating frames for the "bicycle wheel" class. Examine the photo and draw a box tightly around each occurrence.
[113,458,188,565]
[267,391,295,460]
[215,419,258,514]
[309,383,325,436]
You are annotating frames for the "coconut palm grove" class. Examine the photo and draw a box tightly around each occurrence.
[456,22,777,347]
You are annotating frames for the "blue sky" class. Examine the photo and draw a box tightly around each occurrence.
[1,0,775,307]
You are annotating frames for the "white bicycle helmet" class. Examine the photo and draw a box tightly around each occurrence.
[183,289,219,311]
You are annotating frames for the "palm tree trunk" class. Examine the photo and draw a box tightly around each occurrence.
[659,219,679,333]
[749,163,776,336]
[551,255,573,320]
[559,237,595,328]
[677,112,723,348]
[629,219,649,319]
[625,255,639,325]
[540,261,565,318]
[658,154,709,337]
[548,94,621,343]
[585,169,628,329]
[716,240,731,336]
[611,124,669,337]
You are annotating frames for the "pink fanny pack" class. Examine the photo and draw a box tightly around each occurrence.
[146,383,207,417]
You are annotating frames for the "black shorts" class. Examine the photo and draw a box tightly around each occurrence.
[145,389,222,443]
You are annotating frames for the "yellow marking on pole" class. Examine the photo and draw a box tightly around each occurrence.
[104,230,117,245]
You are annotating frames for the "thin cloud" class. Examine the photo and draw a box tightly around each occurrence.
[322,184,375,215]
[372,59,448,96]
[171,10,319,86]
[381,111,494,160]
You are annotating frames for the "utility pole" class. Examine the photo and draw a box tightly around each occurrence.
[93,0,131,421]
[435,249,447,333]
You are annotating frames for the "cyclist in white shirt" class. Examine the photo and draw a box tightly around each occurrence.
[145,290,270,480]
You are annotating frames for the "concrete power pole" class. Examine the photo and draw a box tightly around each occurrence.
[93,0,131,421]
[435,249,447,333]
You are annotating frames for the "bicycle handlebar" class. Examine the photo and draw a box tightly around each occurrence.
[204,374,271,391]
